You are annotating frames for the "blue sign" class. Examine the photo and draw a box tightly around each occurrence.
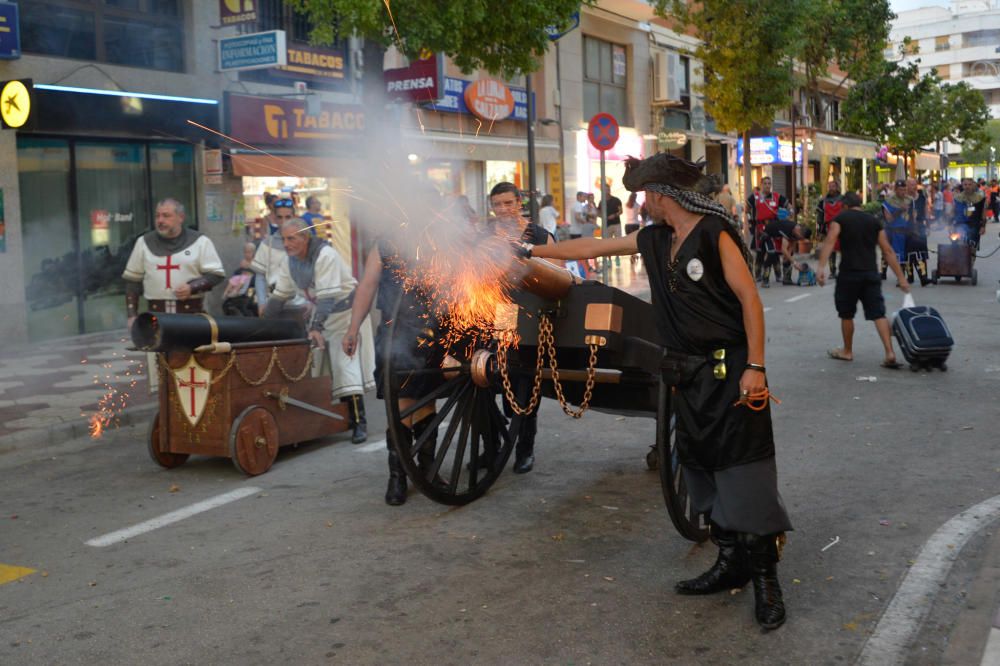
[219,30,287,72]
[546,11,580,41]
[589,113,620,151]
[0,3,20,60]
[425,77,533,122]
[736,136,803,165]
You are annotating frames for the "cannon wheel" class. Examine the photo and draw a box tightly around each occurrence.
[147,410,189,469]
[655,382,710,543]
[229,406,279,476]
[383,302,518,506]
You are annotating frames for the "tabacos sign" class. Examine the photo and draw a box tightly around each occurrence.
[228,94,365,146]
[463,78,515,121]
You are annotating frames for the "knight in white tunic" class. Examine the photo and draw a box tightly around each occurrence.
[122,198,225,321]
[263,218,375,443]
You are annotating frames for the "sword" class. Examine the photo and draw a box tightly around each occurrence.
[264,390,346,421]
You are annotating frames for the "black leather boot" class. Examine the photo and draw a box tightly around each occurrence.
[385,430,408,506]
[741,532,787,630]
[781,261,794,285]
[341,395,367,444]
[411,414,445,487]
[513,413,536,474]
[675,526,751,595]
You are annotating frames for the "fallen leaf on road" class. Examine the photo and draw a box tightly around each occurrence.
[615,416,625,421]
[843,622,858,631]
[793,579,801,584]
[326,521,333,528]
[88,581,97,587]
[879,519,890,526]
[168,484,180,493]
[603,576,615,582]
[41,572,48,578]
[551,533,565,541]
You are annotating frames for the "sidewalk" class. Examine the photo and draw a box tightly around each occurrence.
[0,329,155,453]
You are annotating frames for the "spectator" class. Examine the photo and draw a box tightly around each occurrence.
[538,194,559,236]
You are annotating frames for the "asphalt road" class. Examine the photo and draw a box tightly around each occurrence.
[2,229,999,665]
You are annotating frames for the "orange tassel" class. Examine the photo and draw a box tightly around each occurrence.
[733,387,780,411]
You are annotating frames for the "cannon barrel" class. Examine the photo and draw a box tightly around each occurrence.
[132,312,306,352]
[511,257,582,301]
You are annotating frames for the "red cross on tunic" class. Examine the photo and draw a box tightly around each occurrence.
[177,366,207,417]
[156,254,181,289]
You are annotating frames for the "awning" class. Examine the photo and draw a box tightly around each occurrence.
[405,132,560,163]
[809,133,877,161]
[230,153,356,177]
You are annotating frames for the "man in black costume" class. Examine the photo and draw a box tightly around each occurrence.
[529,153,792,631]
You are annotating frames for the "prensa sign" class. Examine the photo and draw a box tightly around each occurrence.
[384,52,444,103]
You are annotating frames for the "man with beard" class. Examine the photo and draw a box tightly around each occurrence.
[952,177,986,255]
[252,197,297,314]
[123,198,225,326]
[815,180,844,279]
[263,218,374,444]
[529,154,792,631]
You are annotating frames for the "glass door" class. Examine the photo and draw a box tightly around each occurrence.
[17,137,78,340]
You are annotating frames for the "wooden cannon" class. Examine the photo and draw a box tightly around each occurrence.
[133,313,350,476]
[381,258,709,542]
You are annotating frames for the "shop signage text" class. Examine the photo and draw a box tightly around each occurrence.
[464,79,515,121]
[219,30,287,71]
[219,0,257,26]
[736,136,802,166]
[0,3,20,60]
[275,43,346,82]
[426,77,530,122]
[384,52,444,103]
[228,94,365,147]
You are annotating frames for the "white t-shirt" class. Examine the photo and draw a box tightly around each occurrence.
[539,206,559,235]
[570,201,586,235]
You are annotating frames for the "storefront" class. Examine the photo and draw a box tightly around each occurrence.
[12,85,216,341]
[574,126,647,210]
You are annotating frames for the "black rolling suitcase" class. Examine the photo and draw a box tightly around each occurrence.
[892,305,953,371]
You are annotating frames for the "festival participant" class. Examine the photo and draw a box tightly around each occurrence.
[904,177,931,286]
[123,197,225,326]
[818,192,909,367]
[815,180,844,279]
[490,181,557,475]
[952,177,986,255]
[529,154,792,631]
[342,235,446,506]
[263,218,374,444]
[880,180,912,282]
[252,197,296,313]
[746,176,789,284]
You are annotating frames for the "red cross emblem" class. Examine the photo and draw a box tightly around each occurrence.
[157,255,181,289]
[173,358,211,425]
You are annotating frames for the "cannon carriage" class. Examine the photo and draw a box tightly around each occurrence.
[382,259,710,542]
[133,313,350,476]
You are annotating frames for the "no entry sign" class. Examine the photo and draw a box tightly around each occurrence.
[588,113,620,152]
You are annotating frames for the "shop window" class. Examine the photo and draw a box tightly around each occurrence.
[20,0,185,72]
[663,110,690,130]
[583,36,628,124]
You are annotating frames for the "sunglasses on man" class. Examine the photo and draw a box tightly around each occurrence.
[274,198,295,208]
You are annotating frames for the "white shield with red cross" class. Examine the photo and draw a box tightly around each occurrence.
[172,357,212,426]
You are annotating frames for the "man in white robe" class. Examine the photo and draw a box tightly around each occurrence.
[264,218,375,443]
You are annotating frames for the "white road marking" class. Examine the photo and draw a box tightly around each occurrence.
[784,293,811,303]
[857,494,1000,665]
[85,486,262,547]
[356,421,451,453]
[981,629,1000,666]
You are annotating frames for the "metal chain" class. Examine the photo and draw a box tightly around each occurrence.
[546,332,598,419]
[157,345,312,389]
[233,347,279,386]
[275,347,313,381]
[497,318,546,416]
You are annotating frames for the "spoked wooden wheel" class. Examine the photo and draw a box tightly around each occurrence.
[147,410,189,469]
[655,382,709,542]
[229,406,279,476]
[383,300,519,506]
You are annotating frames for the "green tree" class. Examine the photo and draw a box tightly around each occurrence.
[961,119,1000,163]
[656,0,802,203]
[289,0,588,77]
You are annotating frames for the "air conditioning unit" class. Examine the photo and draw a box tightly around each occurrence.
[652,50,682,105]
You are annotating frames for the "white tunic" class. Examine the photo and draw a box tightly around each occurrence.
[251,235,287,289]
[122,235,224,300]
[273,245,375,399]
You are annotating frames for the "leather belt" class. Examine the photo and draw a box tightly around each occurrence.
[147,299,205,314]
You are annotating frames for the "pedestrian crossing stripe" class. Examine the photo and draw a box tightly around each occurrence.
[0,563,36,585]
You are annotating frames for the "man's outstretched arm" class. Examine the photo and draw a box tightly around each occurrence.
[530,231,638,261]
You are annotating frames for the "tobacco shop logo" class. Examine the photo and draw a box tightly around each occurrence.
[264,104,365,141]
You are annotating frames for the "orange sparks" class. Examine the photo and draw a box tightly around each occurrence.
[88,414,106,439]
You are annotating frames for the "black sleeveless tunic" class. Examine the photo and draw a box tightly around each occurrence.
[637,216,775,471]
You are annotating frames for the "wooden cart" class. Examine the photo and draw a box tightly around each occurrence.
[932,241,978,285]
[147,340,349,476]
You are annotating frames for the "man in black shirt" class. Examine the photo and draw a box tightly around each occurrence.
[599,186,624,266]
[817,192,910,368]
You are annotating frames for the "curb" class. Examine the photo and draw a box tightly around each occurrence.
[0,403,158,458]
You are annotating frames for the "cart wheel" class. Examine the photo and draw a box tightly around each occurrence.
[229,406,279,476]
[656,382,710,543]
[972,269,978,286]
[383,297,517,506]
[147,410,188,468]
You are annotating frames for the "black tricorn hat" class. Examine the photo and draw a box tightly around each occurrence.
[622,153,720,195]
